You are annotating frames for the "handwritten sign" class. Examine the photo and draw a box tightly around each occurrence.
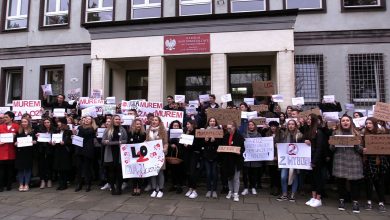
[250,105,269,113]
[272,94,284,102]
[244,98,255,105]
[122,115,135,126]
[374,102,390,121]
[72,136,84,147]
[221,94,232,103]
[67,88,81,101]
[0,133,14,143]
[244,137,274,161]
[251,117,266,127]
[277,143,312,170]
[298,108,322,118]
[103,104,116,115]
[169,129,183,139]
[195,129,224,138]
[292,97,305,106]
[252,81,274,96]
[41,84,53,96]
[97,128,106,139]
[0,107,11,115]
[12,100,42,120]
[241,111,258,119]
[52,133,63,144]
[53,108,65,118]
[154,109,184,128]
[328,135,361,146]
[323,112,339,122]
[179,134,194,145]
[353,116,367,128]
[199,94,210,103]
[174,95,185,104]
[188,100,199,108]
[207,108,241,126]
[217,146,241,154]
[17,136,33,147]
[79,97,104,109]
[81,106,97,118]
[364,135,390,155]
[323,95,335,103]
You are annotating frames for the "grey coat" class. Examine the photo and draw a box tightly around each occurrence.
[330,130,364,180]
[102,126,128,163]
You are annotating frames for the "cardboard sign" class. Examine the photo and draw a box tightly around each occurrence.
[217,146,241,154]
[154,109,184,128]
[120,140,165,178]
[272,94,284,103]
[250,105,268,113]
[199,94,210,103]
[106,97,116,104]
[244,137,274,161]
[79,97,104,109]
[195,129,224,138]
[207,108,241,126]
[0,133,14,143]
[174,95,185,103]
[72,136,84,147]
[12,100,42,120]
[53,108,66,118]
[374,102,390,121]
[41,84,53,96]
[250,117,266,127]
[221,94,232,103]
[323,95,335,103]
[328,135,361,146]
[37,133,51,143]
[97,128,106,139]
[277,143,312,170]
[298,108,322,118]
[364,135,390,155]
[179,134,194,145]
[17,136,33,147]
[353,116,367,128]
[52,133,63,144]
[244,98,255,105]
[169,129,183,139]
[252,81,274,96]
[292,97,305,106]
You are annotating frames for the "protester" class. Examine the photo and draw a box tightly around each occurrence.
[167,120,185,194]
[37,118,55,189]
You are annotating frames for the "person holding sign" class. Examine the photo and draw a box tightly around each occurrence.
[220,121,245,202]
[36,118,55,189]
[52,118,73,191]
[42,94,77,112]
[361,117,388,212]
[102,115,128,195]
[0,111,19,192]
[15,117,36,192]
[203,118,222,199]
[330,115,364,213]
[146,116,168,198]
[167,120,185,194]
[239,102,251,136]
[74,116,98,192]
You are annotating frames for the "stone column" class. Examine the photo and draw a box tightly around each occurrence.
[148,56,166,102]
[276,50,295,109]
[90,58,106,96]
[211,53,228,103]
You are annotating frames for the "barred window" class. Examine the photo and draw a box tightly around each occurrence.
[348,53,385,106]
[295,55,324,107]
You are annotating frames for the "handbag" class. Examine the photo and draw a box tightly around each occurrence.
[166,147,183,165]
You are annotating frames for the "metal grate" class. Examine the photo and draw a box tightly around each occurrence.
[294,55,324,108]
[348,53,385,107]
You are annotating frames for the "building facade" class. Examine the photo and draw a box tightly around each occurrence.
[0,0,389,110]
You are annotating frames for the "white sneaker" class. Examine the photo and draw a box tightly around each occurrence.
[205,191,212,198]
[305,198,315,206]
[189,191,198,199]
[226,191,232,199]
[310,199,322,208]
[121,182,128,191]
[185,189,193,197]
[150,190,157,198]
[212,191,218,199]
[156,191,163,198]
[241,188,249,196]
[100,183,110,190]
[251,188,257,195]
[233,193,239,202]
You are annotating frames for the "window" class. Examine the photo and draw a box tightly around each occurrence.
[348,54,385,106]
[295,55,324,106]
[231,0,266,13]
[130,0,161,19]
[285,0,323,10]
[179,0,212,16]
[176,70,211,101]
[229,66,270,106]
[343,0,383,7]
[42,0,69,26]
[85,0,113,23]
[1,68,23,106]
[40,66,64,101]
[4,0,29,30]
[126,70,148,100]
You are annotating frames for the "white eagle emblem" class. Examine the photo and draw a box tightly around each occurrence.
[165,39,176,51]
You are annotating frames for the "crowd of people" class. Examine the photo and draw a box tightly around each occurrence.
[0,93,389,214]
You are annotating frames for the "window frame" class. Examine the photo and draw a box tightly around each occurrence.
[127,0,163,20]
[0,67,23,106]
[341,0,386,11]
[177,0,214,17]
[39,0,70,30]
[283,0,326,12]
[81,0,115,24]
[176,69,211,101]
[1,0,30,32]
[229,0,269,13]
[125,69,149,100]
[39,65,65,100]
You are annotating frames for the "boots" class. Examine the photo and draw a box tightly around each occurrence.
[85,181,91,192]
[75,183,83,192]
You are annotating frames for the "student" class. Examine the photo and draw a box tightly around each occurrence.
[42,93,77,112]
[36,118,55,189]
[146,116,168,198]
[362,117,388,212]
[167,120,185,194]
[128,119,147,196]
[99,118,112,191]
[221,121,245,202]
[330,115,364,213]
[208,94,220,109]
[238,102,251,135]
[102,115,128,195]
[163,95,175,110]
[15,117,36,192]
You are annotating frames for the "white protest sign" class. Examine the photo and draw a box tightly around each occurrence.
[241,111,258,119]
[52,133,63,144]
[0,133,13,143]
[17,136,33,147]
[72,136,84,147]
[169,129,183,139]
[345,103,355,111]
[353,116,367,128]
[81,106,97,118]
[0,107,10,115]
[37,133,51,143]
[266,118,280,124]
[154,109,184,128]
[323,112,339,122]
[244,98,255,105]
[244,137,274,161]
[91,89,103,99]
[186,107,197,116]
[179,134,194,145]
[221,94,232,103]
[121,100,144,113]
[199,94,210,103]
[323,95,335,103]
[12,100,42,120]
[78,97,104,109]
[97,128,106,138]
[174,95,185,104]
[106,97,116,104]
[355,109,367,117]
[292,97,305,106]
[188,100,199,108]
[137,101,163,117]
[277,143,312,170]
[41,84,53,96]
[53,108,66,117]
[103,104,116,115]
[121,115,135,126]
[272,94,284,103]
[120,140,165,178]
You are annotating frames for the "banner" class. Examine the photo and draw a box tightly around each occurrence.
[252,81,274,96]
[120,140,165,178]
[154,109,184,128]
[78,97,104,109]
[328,135,361,146]
[244,137,274,161]
[277,143,312,170]
[137,101,163,117]
[195,129,224,138]
[364,135,390,155]
[374,102,390,121]
[12,100,42,120]
[207,108,241,126]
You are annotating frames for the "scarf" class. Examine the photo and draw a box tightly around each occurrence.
[149,126,160,140]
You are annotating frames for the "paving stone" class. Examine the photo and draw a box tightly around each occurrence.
[143,205,177,215]
[233,210,265,220]
[39,200,74,208]
[202,202,231,210]
[173,207,203,217]
[74,211,106,220]
[34,193,58,200]
[99,212,129,220]
[11,207,42,216]
[89,202,123,211]
[63,201,97,210]
[53,210,84,219]
[203,209,233,219]
[294,213,327,220]
[176,201,204,208]
[324,214,360,220]
[0,204,23,215]
[17,199,50,207]
[124,213,151,220]
[149,199,178,206]
[1,215,29,220]
[116,204,147,213]
[32,208,64,218]
[176,217,202,220]
[231,203,259,211]
[264,213,296,220]
[149,215,177,220]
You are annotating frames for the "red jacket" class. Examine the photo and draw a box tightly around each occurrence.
[0,123,19,160]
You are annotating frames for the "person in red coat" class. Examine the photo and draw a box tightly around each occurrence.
[0,111,19,191]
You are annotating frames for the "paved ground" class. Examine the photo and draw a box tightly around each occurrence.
[0,185,389,220]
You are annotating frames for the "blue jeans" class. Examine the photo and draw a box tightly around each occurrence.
[281,168,298,194]
[204,160,218,191]
[18,169,32,185]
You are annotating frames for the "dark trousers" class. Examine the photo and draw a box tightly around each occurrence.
[337,178,361,201]
[204,160,218,191]
[243,166,261,189]
[311,167,324,195]
[58,170,68,188]
[107,163,123,189]
[365,175,386,202]
[268,165,280,188]
[76,156,93,184]
[170,163,185,187]
[188,152,202,189]
[0,161,14,188]
[38,154,53,181]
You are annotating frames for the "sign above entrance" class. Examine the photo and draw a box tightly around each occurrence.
[164,34,210,54]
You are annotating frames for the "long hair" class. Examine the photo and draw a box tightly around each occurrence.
[239,102,251,112]
[147,116,167,143]
[40,117,53,133]
[82,116,98,130]
[185,120,198,134]
[206,117,219,128]
[305,114,319,139]
[364,117,379,135]
[106,115,121,140]
[130,118,146,135]
[337,115,360,136]
[286,119,299,136]
[169,120,182,129]
[19,117,32,134]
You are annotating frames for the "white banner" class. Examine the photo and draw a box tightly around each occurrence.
[154,109,184,128]
[17,136,33,147]
[12,100,42,120]
[277,143,312,170]
[292,97,305,106]
[78,97,104,109]
[120,140,165,178]
[244,137,274,161]
[137,101,163,117]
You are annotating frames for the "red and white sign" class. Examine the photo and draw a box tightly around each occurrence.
[137,101,163,117]
[79,97,105,109]
[12,100,42,120]
[154,109,184,128]
[164,34,210,54]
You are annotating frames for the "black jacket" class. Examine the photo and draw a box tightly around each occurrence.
[220,131,245,179]
[75,127,96,159]
[15,130,36,170]
[42,98,77,112]
[53,129,73,171]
